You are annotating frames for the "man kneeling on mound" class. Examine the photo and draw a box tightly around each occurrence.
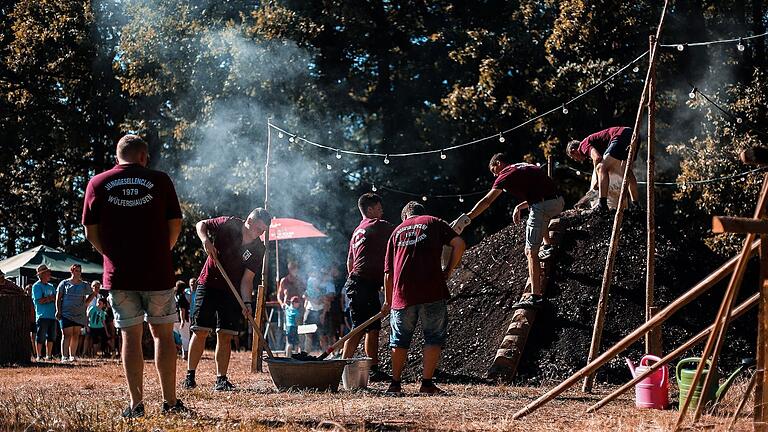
[383,201,465,394]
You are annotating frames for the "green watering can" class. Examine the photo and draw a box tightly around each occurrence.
[676,357,755,410]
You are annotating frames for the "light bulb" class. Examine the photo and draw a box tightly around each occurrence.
[737,38,745,52]
[289,136,295,143]
[421,196,428,202]
[371,184,377,192]
[458,196,464,203]
[498,133,506,143]
[736,117,743,124]
[383,155,390,165]
[326,164,332,170]
[562,104,569,115]
[278,132,284,139]
[632,65,639,73]
[440,151,447,160]
[677,44,684,52]
[689,88,697,99]
[576,170,581,176]
[335,151,342,159]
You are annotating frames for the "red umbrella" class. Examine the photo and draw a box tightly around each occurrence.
[266,218,326,241]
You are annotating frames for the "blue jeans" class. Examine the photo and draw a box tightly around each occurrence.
[390,300,448,349]
[108,289,178,328]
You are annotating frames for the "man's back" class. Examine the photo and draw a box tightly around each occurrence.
[82,163,181,291]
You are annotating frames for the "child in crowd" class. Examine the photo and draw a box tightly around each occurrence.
[87,298,108,357]
[284,296,301,356]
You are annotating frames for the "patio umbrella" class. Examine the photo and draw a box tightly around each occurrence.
[262,217,327,284]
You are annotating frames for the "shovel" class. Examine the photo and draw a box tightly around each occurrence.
[298,324,318,335]
[213,259,274,358]
[316,311,387,360]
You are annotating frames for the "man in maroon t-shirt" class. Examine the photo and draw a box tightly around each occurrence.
[384,201,465,395]
[82,134,185,418]
[341,193,394,381]
[183,208,270,392]
[452,152,564,309]
[566,126,640,212]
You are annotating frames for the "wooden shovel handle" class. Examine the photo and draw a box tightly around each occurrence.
[319,311,387,360]
[213,259,274,358]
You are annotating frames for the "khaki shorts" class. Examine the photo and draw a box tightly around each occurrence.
[108,288,178,328]
[526,197,564,250]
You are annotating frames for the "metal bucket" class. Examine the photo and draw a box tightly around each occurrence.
[265,358,350,392]
[342,357,373,390]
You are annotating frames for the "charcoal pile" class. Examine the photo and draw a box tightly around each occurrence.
[379,209,759,385]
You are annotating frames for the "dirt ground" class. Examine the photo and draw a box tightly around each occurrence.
[0,351,756,431]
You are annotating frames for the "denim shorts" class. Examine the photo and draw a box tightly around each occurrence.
[108,288,178,329]
[604,127,632,161]
[526,196,564,250]
[60,317,84,329]
[390,300,448,349]
[36,318,57,343]
[285,325,300,345]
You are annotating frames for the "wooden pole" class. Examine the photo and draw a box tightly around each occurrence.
[586,292,759,413]
[583,6,669,391]
[253,118,273,373]
[547,155,554,178]
[645,34,658,356]
[730,370,758,430]
[512,239,760,420]
[754,238,768,431]
[676,175,768,428]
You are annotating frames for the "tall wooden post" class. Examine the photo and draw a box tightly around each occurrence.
[253,118,273,373]
[645,34,659,356]
[547,155,554,178]
[582,11,668,392]
[755,236,768,431]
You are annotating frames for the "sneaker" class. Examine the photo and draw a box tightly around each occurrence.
[511,295,545,310]
[385,381,403,394]
[68,356,75,362]
[418,382,445,395]
[538,244,555,260]
[35,356,41,362]
[213,376,236,392]
[61,356,69,363]
[121,402,145,419]
[182,374,196,389]
[45,356,53,361]
[162,399,189,415]
[369,368,391,383]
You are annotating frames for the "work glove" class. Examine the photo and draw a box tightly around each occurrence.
[450,213,472,234]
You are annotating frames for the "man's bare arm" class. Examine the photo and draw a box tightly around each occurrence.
[444,236,466,278]
[84,224,104,255]
[467,189,503,220]
[168,218,182,250]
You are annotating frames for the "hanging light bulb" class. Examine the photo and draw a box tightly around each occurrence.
[440,150,447,160]
[288,136,295,143]
[562,104,569,114]
[421,195,428,202]
[371,183,377,192]
[278,132,284,139]
[326,164,332,170]
[736,117,743,124]
[498,133,506,143]
[576,170,581,176]
[632,65,640,73]
[689,87,697,100]
[335,150,342,159]
[676,44,685,52]
[458,195,464,203]
[383,155,390,165]
[737,38,745,52]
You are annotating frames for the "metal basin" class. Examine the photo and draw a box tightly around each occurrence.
[342,357,373,390]
[265,358,350,392]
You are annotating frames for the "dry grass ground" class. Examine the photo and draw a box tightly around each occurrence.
[0,351,757,431]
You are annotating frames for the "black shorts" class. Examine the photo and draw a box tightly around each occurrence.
[604,127,632,161]
[36,318,57,343]
[344,276,382,332]
[90,327,107,345]
[190,285,243,335]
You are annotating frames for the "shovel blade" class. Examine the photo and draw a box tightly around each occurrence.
[298,324,318,335]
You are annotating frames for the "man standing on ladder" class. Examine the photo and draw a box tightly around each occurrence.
[452,153,564,309]
[341,193,394,382]
[566,126,641,213]
[184,208,271,391]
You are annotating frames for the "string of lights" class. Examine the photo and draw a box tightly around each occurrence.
[661,30,768,51]
[688,86,768,138]
[268,50,649,161]
[560,163,767,187]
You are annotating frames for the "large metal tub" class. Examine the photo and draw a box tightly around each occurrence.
[265,358,350,392]
[342,357,373,390]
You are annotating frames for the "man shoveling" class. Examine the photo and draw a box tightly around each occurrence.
[184,208,271,391]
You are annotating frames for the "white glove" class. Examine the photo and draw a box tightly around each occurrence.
[450,213,472,234]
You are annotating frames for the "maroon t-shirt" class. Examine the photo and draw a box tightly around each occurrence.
[197,217,265,292]
[384,215,457,309]
[81,163,182,291]
[492,163,557,203]
[348,218,395,285]
[577,126,629,157]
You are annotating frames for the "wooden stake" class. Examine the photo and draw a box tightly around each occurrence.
[729,370,757,430]
[587,292,759,413]
[253,118,274,373]
[754,238,768,430]
[512,239,760,420]
[583,10,669,391]
[676,174,768,428]
[645,34,657,356]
